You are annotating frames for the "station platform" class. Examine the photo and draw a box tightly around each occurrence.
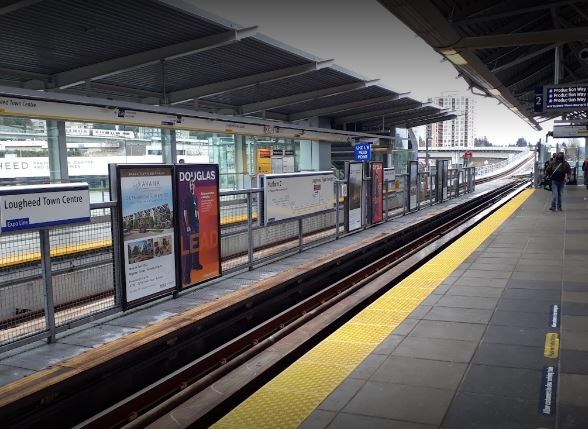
[1,180,587,429]
[0,180,503,389]
[212,185,588,429]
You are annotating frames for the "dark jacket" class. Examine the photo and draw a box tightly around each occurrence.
[546,159,571,182]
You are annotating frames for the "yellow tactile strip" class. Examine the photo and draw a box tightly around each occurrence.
[213,189,534,429]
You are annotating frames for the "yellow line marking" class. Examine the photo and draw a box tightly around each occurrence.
[213,189,534,429]
[544,333,560,359]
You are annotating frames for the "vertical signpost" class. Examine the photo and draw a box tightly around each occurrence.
[176,164,221,290]
[112,166,177,309]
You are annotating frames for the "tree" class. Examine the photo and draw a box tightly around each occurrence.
[516,137,528,147]
[474,136,492,147]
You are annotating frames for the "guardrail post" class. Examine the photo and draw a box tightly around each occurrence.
[111,203,124,306]
[298,218,304,253]
[335,183,340,239]
[247,191,254,270]
[39,229,56,343]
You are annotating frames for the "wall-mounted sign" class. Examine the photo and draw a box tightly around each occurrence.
[354,143,371,161]
[112,165,177,309]
[176,164,221,290]
[262,171,335,224]
[552,125,588,138]
[257,149,272,174]
[0,183,90,234]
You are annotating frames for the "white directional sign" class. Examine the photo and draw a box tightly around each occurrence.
[0,183,90,234]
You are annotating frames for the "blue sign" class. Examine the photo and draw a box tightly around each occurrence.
[545,84,588,111]
[539,366,558,415]
[549,304,560,328]
[354,143,371,161]
[534,87,544,113]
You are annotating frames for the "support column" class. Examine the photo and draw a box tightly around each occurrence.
[46,120,68,182]
[234,134,247,189]
[298,140,331,171]
[161,128,177,164]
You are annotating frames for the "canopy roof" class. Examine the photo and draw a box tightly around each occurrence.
[0,0,454,133]
[379,0,588,131]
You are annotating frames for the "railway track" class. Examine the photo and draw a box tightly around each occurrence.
[0,179,530,428]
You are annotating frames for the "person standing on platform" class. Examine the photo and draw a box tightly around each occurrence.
[182,179,202,285]
[582,157,588,189]
[545,152,571,211]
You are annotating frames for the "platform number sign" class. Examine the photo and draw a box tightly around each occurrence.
[534,87,544,113]
[354,143,371,161]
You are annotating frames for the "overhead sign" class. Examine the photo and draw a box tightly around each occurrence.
[464,150,473,159]
[354,143,372,161]
[0,183,90,234]
[544,84,588,111]
[552,125,588,138]
[0,95,372,144]
[263,171,335,224]
[534,86,544,113]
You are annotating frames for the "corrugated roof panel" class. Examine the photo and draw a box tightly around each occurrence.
[96,38,314,94]
[0,0,229,74]
[272,86,394,115]
[329,97,419,119]
[202,68,359,106]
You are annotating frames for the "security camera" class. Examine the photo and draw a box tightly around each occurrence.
[579,48,588,62]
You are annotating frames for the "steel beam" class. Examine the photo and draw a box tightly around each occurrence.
[166,60,334,104]
[452,1,582,25]
[492,44,558,73]
[334,101,425,124]
[403,114,457,128]
[288,94,408,121]
[450,27,588,49]
[239,80,379,115]
[52,27,257,89]
[0,0,43,15]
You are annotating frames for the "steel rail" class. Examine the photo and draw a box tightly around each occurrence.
[77,181,529,429]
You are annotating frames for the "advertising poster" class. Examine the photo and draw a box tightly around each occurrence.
[176,164,221,290]
[257,149,272,174]
[442,160,449,200]
[345,161,363,232]
[271,149,284,174]
[408,161,418,211]
[384,168,395,192]
[263,172,335,224]
[371,162,383,224]
[118,166,176,308]
[283,149,295,173]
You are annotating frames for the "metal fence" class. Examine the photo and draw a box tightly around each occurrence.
[0,168,477,352]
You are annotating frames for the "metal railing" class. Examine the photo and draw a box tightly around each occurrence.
[476,151,532,178]
[0,168,477,352]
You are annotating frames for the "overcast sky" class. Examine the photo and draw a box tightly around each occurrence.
[193,0,553,146]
